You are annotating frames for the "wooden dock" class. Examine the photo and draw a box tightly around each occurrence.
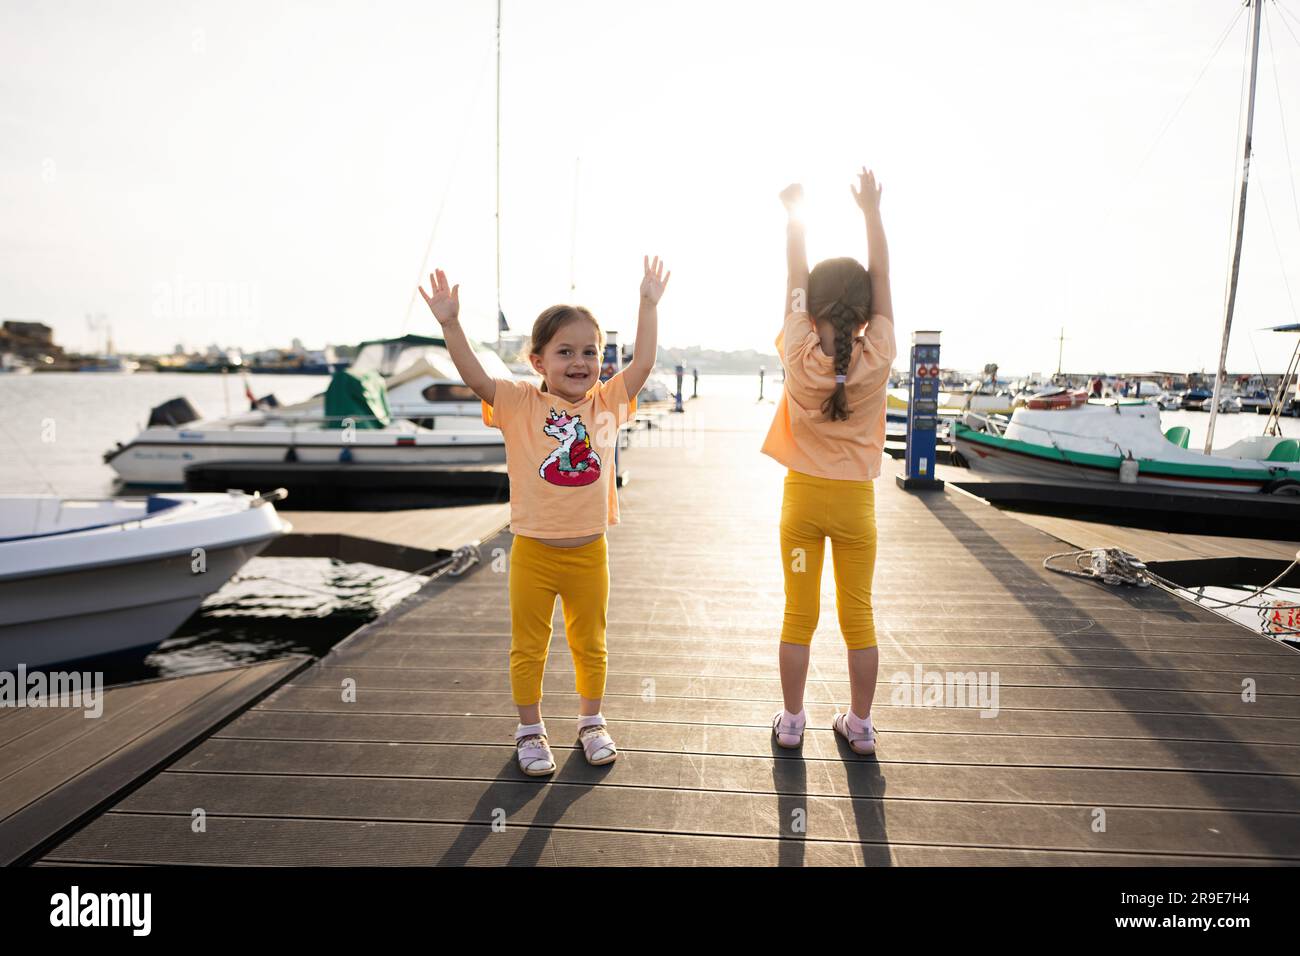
[26,393,1300,865]
[2,657,310,866]
[265,502,511,571]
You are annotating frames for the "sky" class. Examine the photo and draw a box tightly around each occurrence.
[4,0,1300,376]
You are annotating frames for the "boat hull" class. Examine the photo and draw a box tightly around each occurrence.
[107,435,506,486]
[0,539,272,670]
[952,423,1283,494]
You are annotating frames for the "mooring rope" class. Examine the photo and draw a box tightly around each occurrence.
[1043,547,1300,635]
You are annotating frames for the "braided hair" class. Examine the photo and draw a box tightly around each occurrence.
[808,257,872,421]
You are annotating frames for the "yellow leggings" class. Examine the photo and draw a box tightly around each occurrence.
[779,469,878,649]
[507,533,610,706]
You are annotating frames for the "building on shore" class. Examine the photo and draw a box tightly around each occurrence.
[0,320,66,368]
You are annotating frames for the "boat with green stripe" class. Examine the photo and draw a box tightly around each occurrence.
[951,402,1300,495]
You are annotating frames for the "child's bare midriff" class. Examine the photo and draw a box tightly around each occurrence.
[528,532,603,548]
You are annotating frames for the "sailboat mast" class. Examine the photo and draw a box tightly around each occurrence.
[1206,0,1263,453]
[495,0,502,352]
[570,156,580,295]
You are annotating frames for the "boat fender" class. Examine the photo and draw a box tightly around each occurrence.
[1119,453,1139,484]
[284,447,298,463]
[340,447,353,463]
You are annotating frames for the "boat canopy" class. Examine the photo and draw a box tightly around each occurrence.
[323,368,391,429]
[351,334,514,381]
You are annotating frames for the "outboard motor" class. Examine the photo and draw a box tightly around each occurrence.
[146,396,201,428]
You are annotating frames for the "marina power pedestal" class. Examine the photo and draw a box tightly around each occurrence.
[896,330,945,492]
[603,331,631,488]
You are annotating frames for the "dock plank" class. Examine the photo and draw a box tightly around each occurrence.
[213,711,1300,775]
[93,772,1300,858]
[320,634,1300,664]
[1001,510,1300,563]
[42,814,1273,866]
[167,737,1300,812]
[1,657,309,866]
[248,687,1300,736]
[263,503,510,571]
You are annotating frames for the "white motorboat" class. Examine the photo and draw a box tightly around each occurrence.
[278,334,515,428]
[1011,388,1049,408]
[1239,389,1273,413]
[957,367,1017,416]
[962,390,1017,416]
[105,413,505,486]
[952,400,1300,494]
[105,366,506,486]
[0,490,290,669]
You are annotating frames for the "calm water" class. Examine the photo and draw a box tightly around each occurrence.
[1180,585,1300,651]
[0,371,328,496]
[87,556,427,683]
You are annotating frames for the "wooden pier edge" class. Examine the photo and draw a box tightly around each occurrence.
[3,655,313,867]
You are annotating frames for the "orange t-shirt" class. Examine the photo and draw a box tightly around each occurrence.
[760,310,896,481]
[482,370,638,538]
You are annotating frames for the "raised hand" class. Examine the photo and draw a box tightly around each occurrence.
[851,167,882,215]
[640,255,671,305]
[419,268,460,325]
[779,183,804,211]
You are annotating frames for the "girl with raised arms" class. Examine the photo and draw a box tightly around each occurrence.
[421,257,669,775]
[761,169,896,755]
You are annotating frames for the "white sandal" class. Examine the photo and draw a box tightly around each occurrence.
[832,711,877,755]
[515,729,556,776]
[576,714,617,766]
[772,710,806,749]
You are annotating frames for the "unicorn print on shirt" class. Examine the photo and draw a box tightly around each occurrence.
[539,407,602,486]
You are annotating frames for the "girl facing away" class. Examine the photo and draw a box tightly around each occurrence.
[420,257,670,776]
[760,168,896,755]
